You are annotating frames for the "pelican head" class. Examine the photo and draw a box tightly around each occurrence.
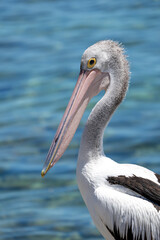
[41,40,129,176]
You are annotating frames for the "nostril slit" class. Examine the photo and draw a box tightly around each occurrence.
[55,137,58,143]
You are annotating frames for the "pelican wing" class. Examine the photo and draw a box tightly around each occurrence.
[107,174,160,211]
[95,173,160,240]
[93,172,160,240]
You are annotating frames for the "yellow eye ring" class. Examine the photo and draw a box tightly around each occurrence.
[87,57,96,69]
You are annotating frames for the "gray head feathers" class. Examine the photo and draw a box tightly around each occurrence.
[81,40,130,105]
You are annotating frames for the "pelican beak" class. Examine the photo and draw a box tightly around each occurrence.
[41,69,108,177]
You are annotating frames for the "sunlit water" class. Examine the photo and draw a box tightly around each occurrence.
[0,0,160,239]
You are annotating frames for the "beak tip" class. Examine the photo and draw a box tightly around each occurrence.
[41,169,45,178]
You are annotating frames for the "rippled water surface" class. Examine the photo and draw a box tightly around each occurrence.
[0,0,160,239]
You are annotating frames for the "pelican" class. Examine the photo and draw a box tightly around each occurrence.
[41,40,160,240]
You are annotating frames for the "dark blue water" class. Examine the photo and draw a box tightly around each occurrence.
[0,0,160,239]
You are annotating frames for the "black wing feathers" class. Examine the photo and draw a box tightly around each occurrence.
[106,223,148,240]
[107,175,160,210]
[155,173,160,183]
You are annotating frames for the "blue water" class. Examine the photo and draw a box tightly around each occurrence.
[0,0,160,239]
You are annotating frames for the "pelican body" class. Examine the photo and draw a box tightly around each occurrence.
[41,41,160,240]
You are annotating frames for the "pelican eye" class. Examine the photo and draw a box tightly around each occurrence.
[87,57,96,69]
